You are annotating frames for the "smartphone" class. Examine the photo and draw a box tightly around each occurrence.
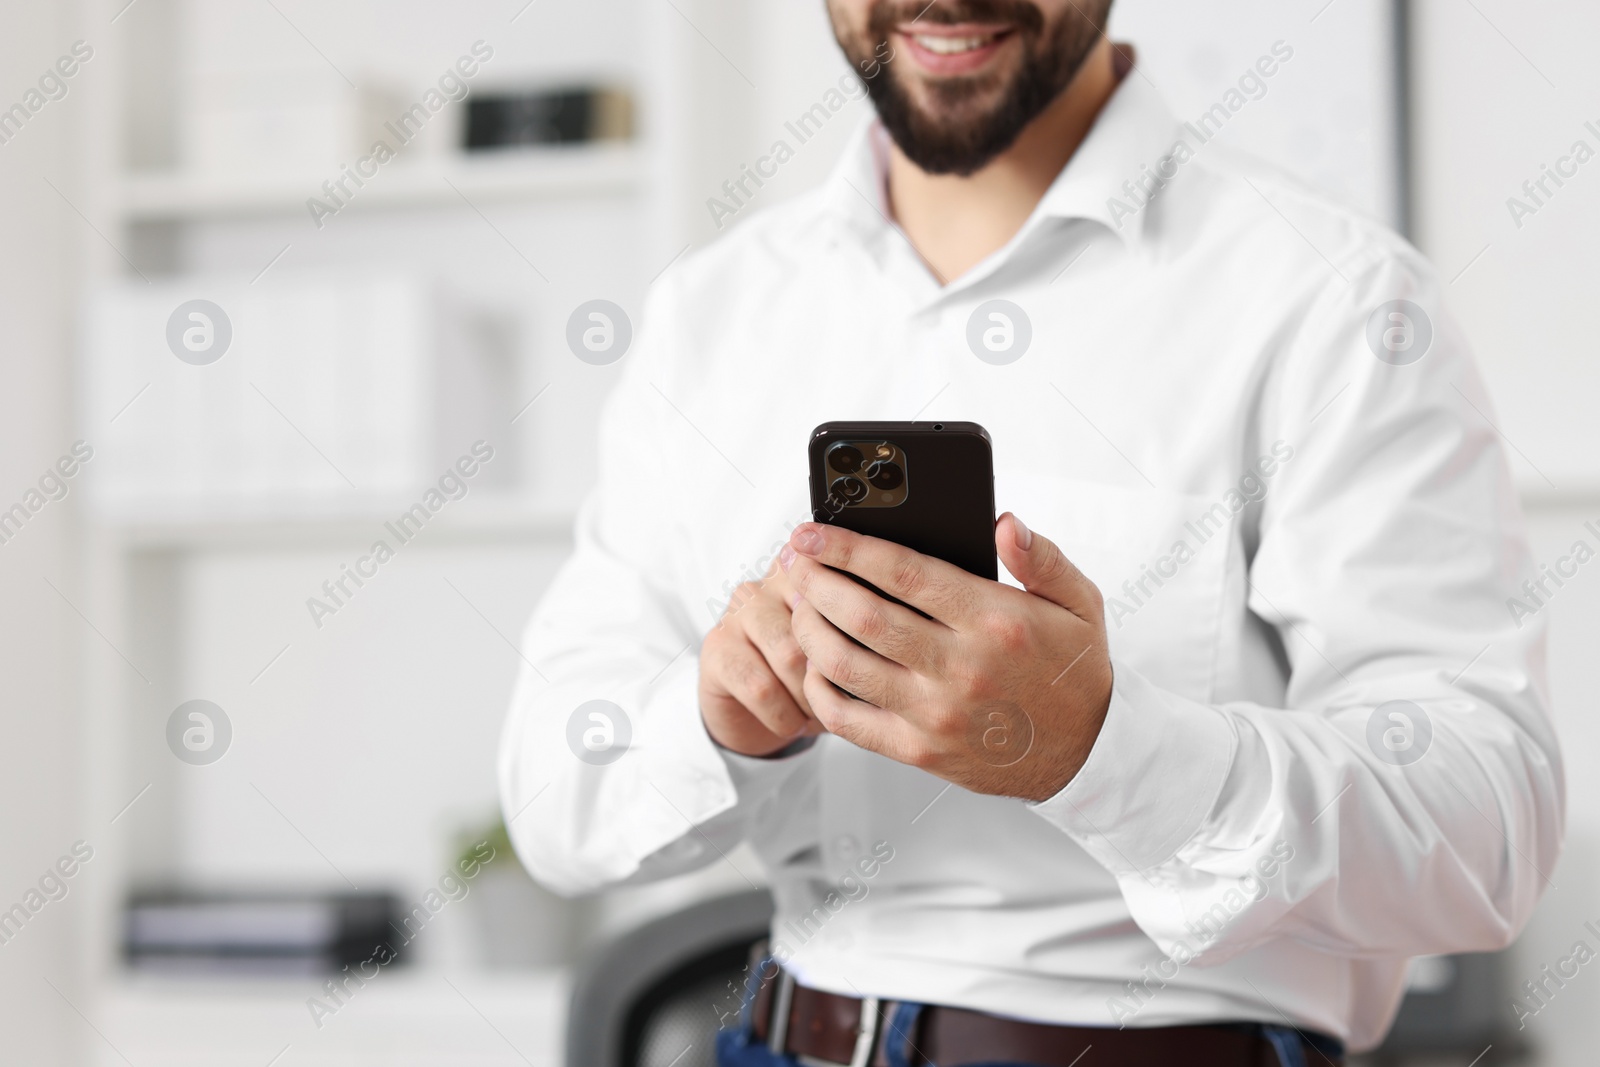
[807,421,997,582]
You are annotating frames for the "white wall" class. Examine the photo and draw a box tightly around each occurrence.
[0,4,89,1063]
[1414,2,1600,1063]
[1110,0,1401,226]
[1413,0,1600,495]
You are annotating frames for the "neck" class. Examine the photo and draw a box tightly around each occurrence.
[886,37,1120,285]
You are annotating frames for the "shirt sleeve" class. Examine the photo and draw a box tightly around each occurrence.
[496,273,817,896]
[1030,249,1565,965]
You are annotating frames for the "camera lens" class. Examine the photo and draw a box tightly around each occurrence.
[827,443,864,475]
[866,461,904,491]
[830,476,869,505]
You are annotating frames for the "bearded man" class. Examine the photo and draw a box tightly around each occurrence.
[499,3,1563,1064]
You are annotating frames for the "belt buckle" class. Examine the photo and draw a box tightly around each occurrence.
[793,993,880,1067]
[766,969,796,1055]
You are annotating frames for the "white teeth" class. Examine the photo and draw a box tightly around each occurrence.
[913,33,995,55]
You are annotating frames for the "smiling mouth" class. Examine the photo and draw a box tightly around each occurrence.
[910,31,1005,54]
[895,23,1017,73]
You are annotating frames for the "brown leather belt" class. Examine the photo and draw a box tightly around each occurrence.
[747,964,1343,1067]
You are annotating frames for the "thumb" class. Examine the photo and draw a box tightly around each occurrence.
[996,512,1102,620]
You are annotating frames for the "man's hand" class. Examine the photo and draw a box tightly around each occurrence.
[780,513,1112,801]
[699,556,825,757]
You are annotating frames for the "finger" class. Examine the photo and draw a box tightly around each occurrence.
[758,552,796,600]
[803,662,920,761]
[782,554,947,671]
[995,513,1104,621]
[790,599,914,709]
[785,522,981,626]
[715,634,812,740]
[742,591,813,716]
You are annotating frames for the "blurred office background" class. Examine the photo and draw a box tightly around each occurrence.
[0,0,1596,1063]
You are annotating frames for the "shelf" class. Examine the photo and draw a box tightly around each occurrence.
[117,144,641,222]
[96,969,566,1066]
[89,495,578,551]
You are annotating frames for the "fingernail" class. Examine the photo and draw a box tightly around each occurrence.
[788,592,802,610]
[794,525,824,555]
[1012,513,1032,550]
[779,544,796,571]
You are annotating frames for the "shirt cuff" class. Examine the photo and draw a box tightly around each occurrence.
[1028,660,1236,872]
[716,734,819,795]
[625,654,818,856]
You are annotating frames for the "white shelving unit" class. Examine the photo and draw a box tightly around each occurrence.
[75,507,579,1064]
[117,144,642,221]
[62,0,768,1061]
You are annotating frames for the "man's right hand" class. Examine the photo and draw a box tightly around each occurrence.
[699,554,823,756]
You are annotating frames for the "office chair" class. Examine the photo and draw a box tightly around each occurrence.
[565,888,774,1067]
[1370,952,1528,1066]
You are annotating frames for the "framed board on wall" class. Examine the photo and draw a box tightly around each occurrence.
[1108,0,1407,232]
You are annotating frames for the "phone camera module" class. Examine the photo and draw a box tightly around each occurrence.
[827,443,865,475]
[865,460,904,491]
[820,439,908,511]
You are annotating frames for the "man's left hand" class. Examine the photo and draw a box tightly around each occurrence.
[780,512,1113,802]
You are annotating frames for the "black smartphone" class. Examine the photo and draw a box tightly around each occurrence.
[807,421,997,582]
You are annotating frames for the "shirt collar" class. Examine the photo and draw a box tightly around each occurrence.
[822,66,1185,251]
[1033,71,1184,245]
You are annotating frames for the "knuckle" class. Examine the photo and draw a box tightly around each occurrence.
[948,659,990,700]
[992,617,1030,652]
[731,655,762,689]
[788,564,812,596]
[778,642,807,675]
[1037,548,1073,585]
[810,702,840,732]
[790,619,819,659]
[758,611,792,650]
[926,704,965,742]
[831,718,868,749]
[850,603,889,643]
[988,613,1030,653]
[830,536,854,569]
[826,650,860,690]
[889,555,928,599]
[745,673,781,706]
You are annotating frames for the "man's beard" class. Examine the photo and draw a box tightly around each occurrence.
[835,0,1110,176]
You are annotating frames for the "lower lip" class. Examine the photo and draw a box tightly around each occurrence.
[896,29,1013,75]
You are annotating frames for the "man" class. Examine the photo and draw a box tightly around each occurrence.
[499,1,1564,1064]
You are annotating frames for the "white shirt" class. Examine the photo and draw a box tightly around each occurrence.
[498,72,1564,1051]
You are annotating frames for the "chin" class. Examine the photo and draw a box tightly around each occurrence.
[902,82,1009,127]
